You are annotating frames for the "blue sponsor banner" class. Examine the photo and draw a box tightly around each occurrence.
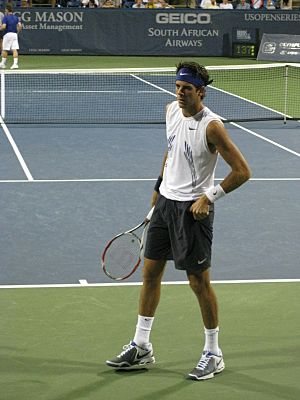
[14,9,300,56]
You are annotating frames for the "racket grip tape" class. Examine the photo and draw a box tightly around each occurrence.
[146,206,154,221]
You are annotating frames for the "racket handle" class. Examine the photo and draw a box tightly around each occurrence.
[146,206,154,221]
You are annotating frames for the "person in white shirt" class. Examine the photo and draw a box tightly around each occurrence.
[132,0,145,6]
[81,0,99,6]
[200,0,212,7]
[0,4,22,70]
[106,61,251,381]
[219,0,233,8]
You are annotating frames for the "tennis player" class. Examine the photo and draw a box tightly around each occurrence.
[0,4,22,70]
[106,62,251,380]
[0,11,4,52]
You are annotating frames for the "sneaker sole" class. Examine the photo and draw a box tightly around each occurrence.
[106,356,155,370]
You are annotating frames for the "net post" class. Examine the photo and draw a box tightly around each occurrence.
[283,65,288,125]
[0,70,5,120]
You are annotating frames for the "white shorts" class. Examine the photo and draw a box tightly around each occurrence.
[3,32,19,51]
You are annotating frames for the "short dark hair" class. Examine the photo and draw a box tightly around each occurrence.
[6,3,13,12]
[176,61,213,87]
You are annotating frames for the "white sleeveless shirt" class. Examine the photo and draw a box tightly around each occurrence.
[159,101,223,201]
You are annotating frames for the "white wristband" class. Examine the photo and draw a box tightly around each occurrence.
[205,184,226,203]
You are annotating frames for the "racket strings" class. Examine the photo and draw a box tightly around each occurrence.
[104,233,141,279]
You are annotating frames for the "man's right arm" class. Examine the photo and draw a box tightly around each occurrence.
[151,103,171,207]
[151,151,168,207]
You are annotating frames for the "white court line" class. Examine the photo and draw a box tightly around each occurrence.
[0,279,299,289]
[0,178,299,184]
[28,90,164,94]
[131,74,175,97]
[32,90,124,93]
[0,178,155,183]
[0,116,34,181]
[230,122,300,158]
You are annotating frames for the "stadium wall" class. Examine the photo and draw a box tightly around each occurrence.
[15,9,300,56]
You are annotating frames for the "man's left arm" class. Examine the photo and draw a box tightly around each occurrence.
[207,120,251,195]
[190,120,251,219]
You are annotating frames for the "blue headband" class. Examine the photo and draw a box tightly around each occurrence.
[176,67,206,87]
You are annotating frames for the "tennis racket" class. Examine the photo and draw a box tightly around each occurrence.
[101,207,154,281]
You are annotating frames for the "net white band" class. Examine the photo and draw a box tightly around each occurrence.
[205,184,226,203]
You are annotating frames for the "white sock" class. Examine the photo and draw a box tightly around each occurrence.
[13,58,18,66]
[133,315,154,347]
[203,326,221,355]
[1,58,7,65]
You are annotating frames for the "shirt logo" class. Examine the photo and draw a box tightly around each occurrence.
[167,134,176,151]
[184,141,197,188]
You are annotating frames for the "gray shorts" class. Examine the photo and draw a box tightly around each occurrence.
[144,194,214,272]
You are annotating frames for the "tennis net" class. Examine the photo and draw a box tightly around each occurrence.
[1,63,299,124]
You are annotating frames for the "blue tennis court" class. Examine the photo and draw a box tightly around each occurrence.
[0,65,299,286]
[0,117,299,286]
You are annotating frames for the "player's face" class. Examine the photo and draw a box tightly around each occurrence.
[175,81,203,112]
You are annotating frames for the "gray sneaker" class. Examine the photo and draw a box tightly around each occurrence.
[188,351,225,380]
[106,341,155,370]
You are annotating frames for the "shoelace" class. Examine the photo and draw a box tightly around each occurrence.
[197,352,212,370]
[118,343,134,358]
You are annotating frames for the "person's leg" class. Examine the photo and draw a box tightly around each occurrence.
[139,257,166,316]
[187,268,225,380]
[106,194,170,369]
[188,268,218,330]
[0,50,8,68]
[106,258,166,369]
[11,49,18,69]
[132,258,166,346]
[10,34,19,69]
